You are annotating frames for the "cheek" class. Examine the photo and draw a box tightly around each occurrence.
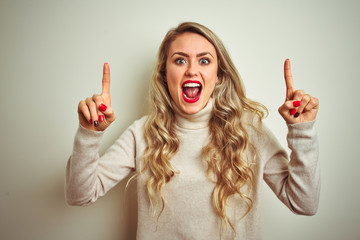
[165,70,181,97]
[166,67,182,86]
[206,82,217,96]
[204,68,219,87]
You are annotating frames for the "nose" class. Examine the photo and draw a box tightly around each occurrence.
[185,61,198,77]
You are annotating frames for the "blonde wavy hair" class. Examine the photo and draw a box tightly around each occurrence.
[139,22,267,231]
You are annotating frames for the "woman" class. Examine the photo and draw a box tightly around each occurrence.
[66,22,320,239]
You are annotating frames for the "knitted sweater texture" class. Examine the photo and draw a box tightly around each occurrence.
[65,101,320,240]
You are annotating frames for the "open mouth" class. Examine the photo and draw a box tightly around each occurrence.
[182,80,202,103]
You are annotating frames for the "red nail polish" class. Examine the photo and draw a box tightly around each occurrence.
[290,109,297,115]
[99,115,104,122]
[293,101,301,107]
[89,119,92,124]
[99,104,107,112]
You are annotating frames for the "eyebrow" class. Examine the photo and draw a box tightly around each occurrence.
[171,51,214,58]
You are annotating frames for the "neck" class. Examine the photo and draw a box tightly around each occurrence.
[173,99,213,130]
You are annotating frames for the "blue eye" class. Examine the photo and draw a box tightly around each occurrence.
[175,58,186,64]
[200,58,210,65]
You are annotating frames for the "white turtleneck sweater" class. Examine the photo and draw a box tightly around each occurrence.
[65,101,320,240]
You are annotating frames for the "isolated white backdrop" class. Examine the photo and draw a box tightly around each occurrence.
[0,0,359,239]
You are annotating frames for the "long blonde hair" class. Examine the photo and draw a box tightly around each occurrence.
[140,22,267,231]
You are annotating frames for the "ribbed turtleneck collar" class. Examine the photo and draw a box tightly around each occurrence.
[173,99,213,130]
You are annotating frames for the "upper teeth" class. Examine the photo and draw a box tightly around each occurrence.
[183,82,200,87]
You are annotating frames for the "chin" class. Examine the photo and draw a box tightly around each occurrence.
[179,102,205,115]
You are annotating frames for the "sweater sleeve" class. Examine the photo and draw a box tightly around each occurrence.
[262,121,320,215]
[65,122,139,206]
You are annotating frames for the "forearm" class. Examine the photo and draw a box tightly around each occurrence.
[65,125,105,206]
[285,121,320,215]
[263,121,320,215]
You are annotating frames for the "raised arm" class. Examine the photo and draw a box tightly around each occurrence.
[263,59,320,215]
[66,63,136,206]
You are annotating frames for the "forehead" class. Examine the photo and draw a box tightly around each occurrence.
[168,32,217,56]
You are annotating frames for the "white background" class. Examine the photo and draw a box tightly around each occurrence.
[0,0,359,239]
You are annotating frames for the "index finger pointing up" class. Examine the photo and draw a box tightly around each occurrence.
[102,62,110,96]
[284,58,295,100]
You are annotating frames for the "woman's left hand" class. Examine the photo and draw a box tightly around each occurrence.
[278,59,319,124]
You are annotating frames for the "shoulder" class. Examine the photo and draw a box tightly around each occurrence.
[241,110,264,133]
[126,115,148,135]
[241,110,276,148]
[114,116,148,151]
[131,115,147,128]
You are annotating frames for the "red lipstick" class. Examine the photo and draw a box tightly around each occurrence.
[182,80,202,103]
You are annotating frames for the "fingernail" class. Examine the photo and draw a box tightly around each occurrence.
[94,120,99,127]
[99,104,107,112]
[290,109,297,115]
[293,101,301,107]
[99,115,104,122]
[294,112,300,118]
[89,119,92,124]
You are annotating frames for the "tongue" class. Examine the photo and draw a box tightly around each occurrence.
[183,87,200,98]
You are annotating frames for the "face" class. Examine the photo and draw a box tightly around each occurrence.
[165,32,218,115]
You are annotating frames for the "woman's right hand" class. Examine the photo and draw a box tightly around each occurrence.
[77,63,116,131]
